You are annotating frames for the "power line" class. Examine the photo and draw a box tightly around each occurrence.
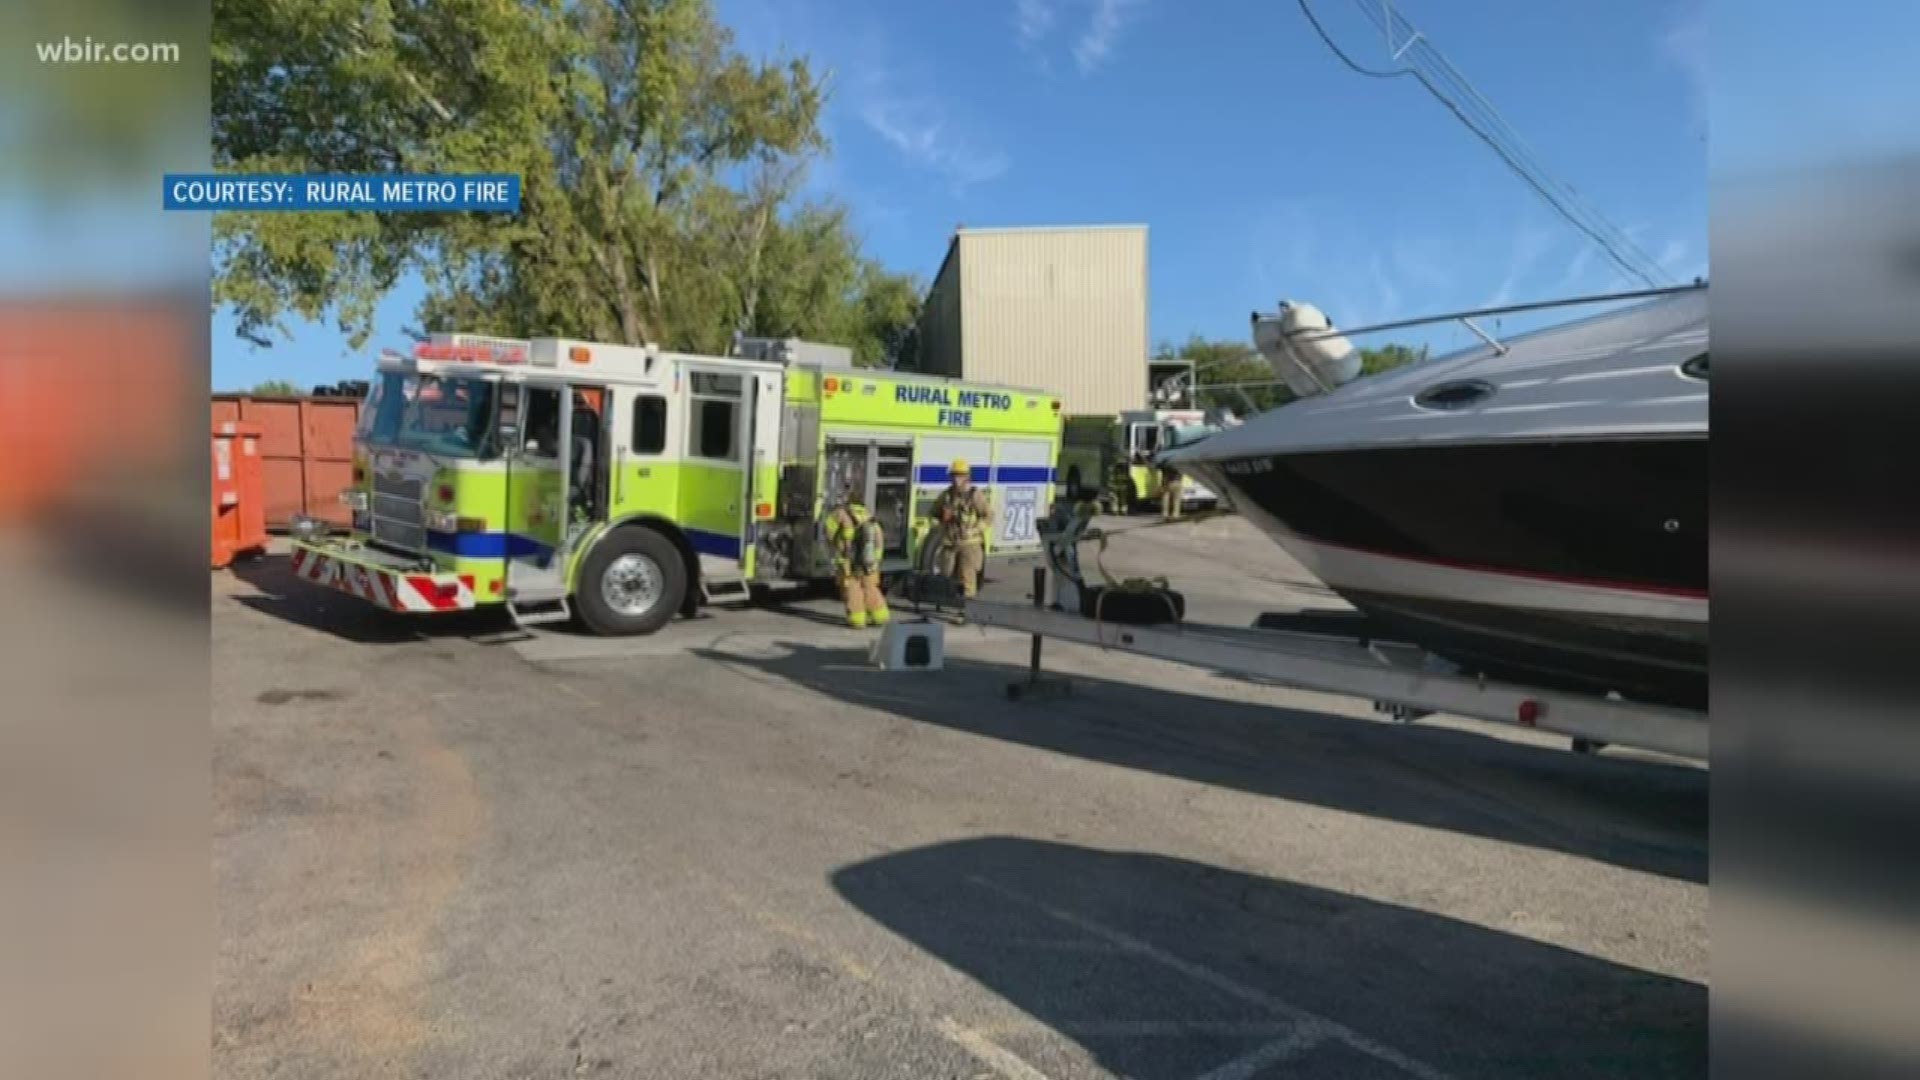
[1359,2,1667,286]
[1293,0,1670,289]
[1350,1,1668,285]
[1357,1,1670,286]
[1296,0,1410,78]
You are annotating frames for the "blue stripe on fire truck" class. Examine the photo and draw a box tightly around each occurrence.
[911,465,1057,484]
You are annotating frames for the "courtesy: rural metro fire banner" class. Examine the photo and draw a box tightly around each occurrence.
[163,174,521,212]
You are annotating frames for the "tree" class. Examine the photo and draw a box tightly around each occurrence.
[252,379,303,396]
[1360,343,1422,377]
[214,0,917,358]
[1154,336,1293,414]
[847,264,922,369]
[3,0,201,191]
[214,0,563,345]
[700,193,922,366]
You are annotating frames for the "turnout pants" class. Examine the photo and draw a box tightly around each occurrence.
[1161,481,1182,520]
[838,571,890,628]
[939,541,986,598]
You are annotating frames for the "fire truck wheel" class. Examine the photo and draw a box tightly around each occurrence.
[576,527,686,635]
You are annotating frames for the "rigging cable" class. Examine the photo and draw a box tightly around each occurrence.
[1295,0,1668,288]
[1349,0,1668,284]
[1296,0,1411,78]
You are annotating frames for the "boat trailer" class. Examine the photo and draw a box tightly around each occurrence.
[967,503,1709,762]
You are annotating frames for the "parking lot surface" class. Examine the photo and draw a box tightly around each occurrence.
[213,515,1706,1079]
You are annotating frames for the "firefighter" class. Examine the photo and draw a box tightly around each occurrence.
[934,459,993,603]
[826,489,890,629]
[1159,460,1183,521]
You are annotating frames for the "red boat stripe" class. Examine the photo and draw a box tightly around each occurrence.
[1305,536,1710,600]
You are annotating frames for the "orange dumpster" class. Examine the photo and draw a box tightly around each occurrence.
[211,422,268,569]
[210,394,363,528]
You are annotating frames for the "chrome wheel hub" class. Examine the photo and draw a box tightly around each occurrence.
[601,553,664,616]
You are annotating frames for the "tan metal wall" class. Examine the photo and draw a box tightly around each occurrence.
[950,226,1148,416]
[917,241,964,378]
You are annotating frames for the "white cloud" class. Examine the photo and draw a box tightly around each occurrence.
[1073,0,1144,73]
[1556,242,1597,292]
[1244,203,1647,337]
[1487,223,1556,307]
[860,96,1010,191]
[1368,254,1401,323]
[1015,0,1056,47]
[1246,200,1316,303]
[1245,201,1380,326]
[1656,237,1707,283]
[1390,241,1449,291]
[1014,0,1144,75]
[1659,3,1708,138]
[722,6,1020,199]
[1553,230,1704,294]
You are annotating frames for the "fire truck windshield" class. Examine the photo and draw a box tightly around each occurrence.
[358,372,502,459]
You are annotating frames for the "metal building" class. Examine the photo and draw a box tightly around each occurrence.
[915,225,1148,416]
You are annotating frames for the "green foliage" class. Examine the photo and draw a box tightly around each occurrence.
[847,264,923,369]
[1154,336,1424,414]
[1360,342,1422,376]
[213,0,920,360]
[1153,336,1292,413]
[2,0,201,191]
[252,379,303,396]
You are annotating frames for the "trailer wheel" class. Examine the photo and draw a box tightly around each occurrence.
[576,527,687,635]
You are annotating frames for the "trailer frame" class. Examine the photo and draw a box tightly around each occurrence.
[966,573,1709,761]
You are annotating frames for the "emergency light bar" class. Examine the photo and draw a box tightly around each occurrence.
[413,341,527,364]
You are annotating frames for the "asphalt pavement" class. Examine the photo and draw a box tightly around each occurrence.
[213,515,1706,1079]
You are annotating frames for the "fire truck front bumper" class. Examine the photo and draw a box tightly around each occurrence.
[288,538,477,613]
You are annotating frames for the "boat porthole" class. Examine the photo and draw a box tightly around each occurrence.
[1680,352,1709,381]
[1412,379,1496,411]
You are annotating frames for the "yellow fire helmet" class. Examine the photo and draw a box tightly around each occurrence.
[949,459,970,477]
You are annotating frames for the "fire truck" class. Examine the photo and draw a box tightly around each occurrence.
[1058,409,1219,513]
[287,334,1063,633]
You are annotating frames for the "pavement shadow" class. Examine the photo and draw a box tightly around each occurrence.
[225,554,513,644]
[693,641,1708,884]
[756,599,860,630]
[832,836,1705,1079]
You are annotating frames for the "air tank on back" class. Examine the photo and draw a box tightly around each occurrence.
[1251,301,1360,398]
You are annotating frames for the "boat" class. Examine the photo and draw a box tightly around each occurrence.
[1168,284,1709,709]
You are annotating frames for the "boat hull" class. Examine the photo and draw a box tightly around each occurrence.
[1189,436,1708,708]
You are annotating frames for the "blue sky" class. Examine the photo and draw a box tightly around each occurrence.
[211,0,1709,390]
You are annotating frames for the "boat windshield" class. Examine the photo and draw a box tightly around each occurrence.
[357,371,503,459]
